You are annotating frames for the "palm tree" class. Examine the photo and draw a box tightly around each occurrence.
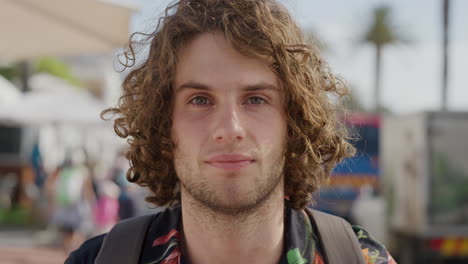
[361,6,403,113]
[442,0,450,110]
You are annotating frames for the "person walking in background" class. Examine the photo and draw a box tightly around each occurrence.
[45,148,95,254]
[30,140,47,188]
[93,179,119,233]
[110,149,136,220]
[115,180,135,221]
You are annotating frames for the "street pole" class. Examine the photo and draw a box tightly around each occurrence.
[442,0,450,111]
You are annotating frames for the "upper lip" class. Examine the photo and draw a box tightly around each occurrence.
[205,154,254,163]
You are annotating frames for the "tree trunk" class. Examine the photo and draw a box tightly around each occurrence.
[442,0,450,110]
[374,45,382,113]
[19,61,31,92]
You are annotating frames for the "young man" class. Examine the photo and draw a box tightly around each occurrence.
[67,0,396,263]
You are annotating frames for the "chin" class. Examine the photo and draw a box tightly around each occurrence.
[206,198,261,216]
[206,187,270,215]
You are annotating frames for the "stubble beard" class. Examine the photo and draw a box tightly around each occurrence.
[176,154,285,218]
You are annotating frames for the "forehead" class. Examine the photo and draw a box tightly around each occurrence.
[173,32,279,91]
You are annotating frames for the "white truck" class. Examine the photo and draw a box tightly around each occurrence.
[381,112,468,264]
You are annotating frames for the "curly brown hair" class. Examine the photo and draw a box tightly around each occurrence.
[103,0,355,210]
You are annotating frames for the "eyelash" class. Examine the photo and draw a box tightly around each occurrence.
[189,96,212,105]
[188,95,267,106]
[246,96,266,104]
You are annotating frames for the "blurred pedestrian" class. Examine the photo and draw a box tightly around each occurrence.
[93,180,119,233]
[46,148,94,253]
[116,181,135,221]
[111,149,136,220]
[30,140,47,188]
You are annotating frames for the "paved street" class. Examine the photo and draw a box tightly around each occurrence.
[0,246,66,264]
[0,229,66,264]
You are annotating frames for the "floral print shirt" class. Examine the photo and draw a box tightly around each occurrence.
[138,203,397,264]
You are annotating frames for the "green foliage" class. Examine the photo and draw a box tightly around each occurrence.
[0,65,19,81]
[361,5,405,113]
[363,6,403,48]
[0,57,82,90]
[0,207,32,226]
[33,57,82,87]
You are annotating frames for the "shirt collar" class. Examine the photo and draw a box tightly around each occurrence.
[141,201,317,264]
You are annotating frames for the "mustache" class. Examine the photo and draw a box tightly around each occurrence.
[201,144,259,158]
[204,150,258,159]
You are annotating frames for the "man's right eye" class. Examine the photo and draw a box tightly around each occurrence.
[189,96,211,105]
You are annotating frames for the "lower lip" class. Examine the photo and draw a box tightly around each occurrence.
[207,160,253,170]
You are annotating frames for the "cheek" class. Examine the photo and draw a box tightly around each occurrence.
[172,114,206,156]
[250,112,287,153]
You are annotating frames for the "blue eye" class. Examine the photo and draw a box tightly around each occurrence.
[190,96,211,105]
[247,96,266,104]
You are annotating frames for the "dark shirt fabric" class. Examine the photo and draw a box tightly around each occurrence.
[118,191,135,220]
[66,203,396,264]
[66,234,105,263]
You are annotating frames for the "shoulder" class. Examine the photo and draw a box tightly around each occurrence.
[65,234,106,264]
[306,209,397,264]
[65,208,178,264]
[352,226,398,264]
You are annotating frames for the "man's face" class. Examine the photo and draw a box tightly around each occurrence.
[171,32,287,215]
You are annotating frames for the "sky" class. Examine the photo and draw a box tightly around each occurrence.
[129,0,468,114]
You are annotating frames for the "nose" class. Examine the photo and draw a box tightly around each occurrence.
[212,103,246,144]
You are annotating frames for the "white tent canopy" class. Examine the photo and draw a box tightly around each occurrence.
[0,75,21,104]
[0,74,108,125]
[0,0,136,61]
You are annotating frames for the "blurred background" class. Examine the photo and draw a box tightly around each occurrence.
[0,0,466,263]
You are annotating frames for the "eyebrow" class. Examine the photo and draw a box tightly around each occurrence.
[175,81,281,93]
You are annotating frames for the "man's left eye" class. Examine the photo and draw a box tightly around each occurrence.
[246,96,266,104]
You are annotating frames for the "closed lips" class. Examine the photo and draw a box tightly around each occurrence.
[205,154,254,170]
[206,154,254,163]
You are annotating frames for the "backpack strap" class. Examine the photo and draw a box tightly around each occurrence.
[95,214,154,264]
[306,209,366,264]
[94,209,365,264]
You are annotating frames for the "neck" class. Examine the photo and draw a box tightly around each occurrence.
[180,184,285,264]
